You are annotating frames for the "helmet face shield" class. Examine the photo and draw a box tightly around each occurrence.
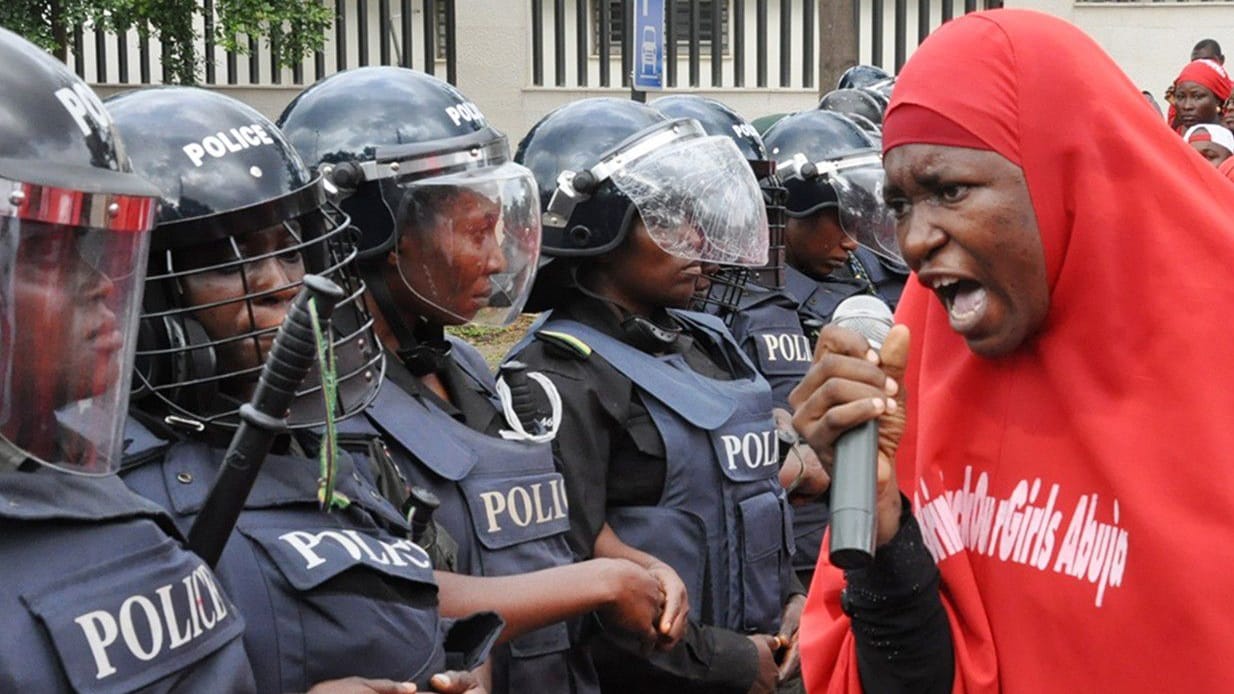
[0,213,152,475]
[830,163,906,271]
[381,161,541,327]
[609,135,769,266]
[782,153,905,271]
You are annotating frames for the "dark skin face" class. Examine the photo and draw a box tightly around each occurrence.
[178,225,303,398]
[389,188,505,327]
[784,209,859,280]
[3,223,126,461]
[1174,81,1222,129]
[1190,140,1232,167]
[584,218,705,317]
[883,144,1049,358]
[1222,97,1234,130]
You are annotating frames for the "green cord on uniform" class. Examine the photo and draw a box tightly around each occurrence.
[308,297,350,511]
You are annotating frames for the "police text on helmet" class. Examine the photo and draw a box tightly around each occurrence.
[55,83,111,137]
[181,124,277,167]
[731,122,761,141]
[445,102,486,127]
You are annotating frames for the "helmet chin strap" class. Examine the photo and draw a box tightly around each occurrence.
[361,260,452,376]
[569,265,682,352]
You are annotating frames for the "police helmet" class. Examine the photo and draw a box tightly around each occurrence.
[837,64,893,90]
[818,88,887,127]
[517,98,769,311]
[652,95,768,163]
[279,67,541,333]
[0,27,161,475]
[763,110,903,269]
[108,87,382,431]
[652,95,787,300]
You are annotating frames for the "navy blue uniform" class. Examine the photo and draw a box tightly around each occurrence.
[338,338,600,694]
[718,283,813,410]
[0,467,254,693]
[121,421,500,694]
[512,296,801,693]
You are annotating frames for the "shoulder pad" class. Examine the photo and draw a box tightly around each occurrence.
[535,329,592,360]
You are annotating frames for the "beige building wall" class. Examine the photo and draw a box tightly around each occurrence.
[1007,0,1234,102]
[85,1,1229,138]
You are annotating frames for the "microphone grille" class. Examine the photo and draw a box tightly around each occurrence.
[831,295,893,349]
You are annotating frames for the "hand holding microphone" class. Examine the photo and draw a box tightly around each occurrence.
[788,296,911,567]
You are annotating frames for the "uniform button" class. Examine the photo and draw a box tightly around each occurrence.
[176,472,193,484]
[369,489,382,499]
[353,472,363,483]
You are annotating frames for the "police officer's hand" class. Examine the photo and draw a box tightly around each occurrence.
[646,560,689,650]
[789,323,910,547]
[428,671,486,693]
[746,634,779,694]
[596,557,666,646]
[772,408,830,505]
[775,594,806,682]
[305,677,418,694]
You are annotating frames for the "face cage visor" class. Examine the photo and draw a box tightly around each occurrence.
[0,179,157,475]
[136,193,382,431]
[380,161,542,327]
[780,153,907,272]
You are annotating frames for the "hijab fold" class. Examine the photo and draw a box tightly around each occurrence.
[800,10,1234,692]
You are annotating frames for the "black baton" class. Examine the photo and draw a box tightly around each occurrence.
[187,275,346,566]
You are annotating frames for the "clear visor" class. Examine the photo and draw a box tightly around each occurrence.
[0,218,150,475]
[382,162,541,327]
[609,135,769,266]
[830,163,906,271]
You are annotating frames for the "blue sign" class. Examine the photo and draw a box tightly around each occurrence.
[633,0,666,91]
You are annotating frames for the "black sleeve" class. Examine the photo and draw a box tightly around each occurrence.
[841,500,954,694]
[592,620,760,694]
[516,339,629,559]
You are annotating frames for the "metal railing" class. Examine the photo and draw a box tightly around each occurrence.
[531,0,818,89]
[860,0,999,73]
[529,0,1000,91]
[67,0,457,86]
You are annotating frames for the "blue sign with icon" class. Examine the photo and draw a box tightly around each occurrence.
[633,0,666,91]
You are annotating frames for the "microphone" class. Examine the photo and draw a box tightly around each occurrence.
[827,294,894,569]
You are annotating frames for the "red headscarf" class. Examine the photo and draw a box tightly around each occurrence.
[800,9,1234,693]
[1175,58,1233,102]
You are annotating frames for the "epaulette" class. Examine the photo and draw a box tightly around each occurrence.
[535,329,592,360]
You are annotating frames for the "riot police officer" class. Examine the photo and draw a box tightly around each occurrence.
[277,66,673,694]
[652,98,830,618]
[652,95,814,409]
[762,110,908,343]
[510,97,804,694]
[108,86,499,694]
[0,27,258,693]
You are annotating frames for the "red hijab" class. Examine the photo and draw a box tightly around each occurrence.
[800,9,1234,692]
[1175,58,1233,103]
